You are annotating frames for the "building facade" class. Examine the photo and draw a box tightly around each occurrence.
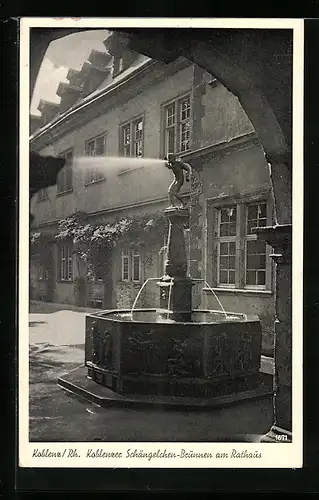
[30,33,275,354]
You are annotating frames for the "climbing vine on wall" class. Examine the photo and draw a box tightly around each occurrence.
[30,231,42,245]
[30,231,54,258]
[54,210,168,277]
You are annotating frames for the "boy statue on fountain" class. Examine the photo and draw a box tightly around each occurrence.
[164,153,192,209]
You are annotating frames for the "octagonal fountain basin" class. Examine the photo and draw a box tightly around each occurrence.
[83,308,266,399]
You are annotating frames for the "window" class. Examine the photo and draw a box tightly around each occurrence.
[121,250,130,281]
[210,200,271,290]
[217,206,237,286]
[38,263,49,280]
[245,203,267,286]
[113,56,123,76]
[58,244,73,281]
[120,117,144,158]
[132,250,141,282]
[163,95,191,156]
[85,134,106,184]
[121,249,142,282]
[57,150,73,194]
[208,77,218,88]
[37,188,48,201]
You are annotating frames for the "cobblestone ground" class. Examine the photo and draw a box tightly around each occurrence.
[28,302,273,442]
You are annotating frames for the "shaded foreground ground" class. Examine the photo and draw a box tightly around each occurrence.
[29,301,273,442]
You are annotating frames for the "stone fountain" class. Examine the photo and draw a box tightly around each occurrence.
[59,158,272,409]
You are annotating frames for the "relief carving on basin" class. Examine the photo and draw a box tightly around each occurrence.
[84,309,262,398]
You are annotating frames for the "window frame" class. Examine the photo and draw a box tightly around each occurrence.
[84,133,107,185]
[206,192,273,292]
[121,248,142,283]
[121,249,130,282]
[216,205,238,288]
[244,202,269,290]
[56,149,73,196]
[131,250,141,283]
[161,93,192,157]
[57,243,73,282]
[38,263,49,281]
[37,187,49,202]
[113,56,124,77]
[119,115,144,158]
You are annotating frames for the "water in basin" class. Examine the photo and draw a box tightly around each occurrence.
[102,309,247,323]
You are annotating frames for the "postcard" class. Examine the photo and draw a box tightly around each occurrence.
[19,17,303,469]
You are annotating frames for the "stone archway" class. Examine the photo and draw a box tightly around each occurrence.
[29,27,293,442]
[30,27,292,225]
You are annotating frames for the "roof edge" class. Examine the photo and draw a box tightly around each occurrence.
[30,57,156,143]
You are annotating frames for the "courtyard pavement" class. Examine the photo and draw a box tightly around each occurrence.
[28,301,274,442]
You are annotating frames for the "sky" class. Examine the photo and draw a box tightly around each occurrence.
[31,29,110,116]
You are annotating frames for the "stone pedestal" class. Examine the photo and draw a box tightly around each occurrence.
[158,276,193,322]
[254,224,292,442]
[164,207,190,276]
[158,207,193,322]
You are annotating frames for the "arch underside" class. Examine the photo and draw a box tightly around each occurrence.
[30,28,292,161]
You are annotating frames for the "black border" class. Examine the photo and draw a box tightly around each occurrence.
[2,16,19,500]
[303,18,319,473]
[2,16,319,495]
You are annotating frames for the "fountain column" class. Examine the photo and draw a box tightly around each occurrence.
[158,207,193,322]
